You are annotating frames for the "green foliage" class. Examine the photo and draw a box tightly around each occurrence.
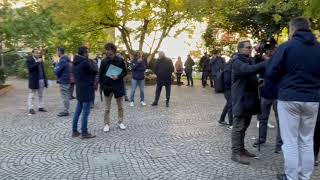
[16,59,28,79]
[43,60,55,80]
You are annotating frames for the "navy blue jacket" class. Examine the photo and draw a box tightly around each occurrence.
[260,61,278,100]
[74,55,98,102]
[26,57,48,89]
[232,54,266,116]
[154,57,174,84]
[223,59,233,90]
[99,55,127,98]
[210,56,225,77]
[266,30,320,102]
[131,59,146,80]
[54,55,70,84]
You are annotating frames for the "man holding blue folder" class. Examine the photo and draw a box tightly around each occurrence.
[99,43,127,132]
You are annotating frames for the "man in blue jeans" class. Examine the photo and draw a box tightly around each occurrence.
[72,46,98,139]
[130,51,147,107]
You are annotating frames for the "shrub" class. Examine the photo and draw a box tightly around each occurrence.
[16,59,56,80]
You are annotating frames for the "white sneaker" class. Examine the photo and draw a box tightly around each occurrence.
[257,121,260,128]
[268,123,275,128]
[119,123,126,130]
[141,101,146,106]
[228,126,233,130]
[130,102,134,107]
[103,124,110,132]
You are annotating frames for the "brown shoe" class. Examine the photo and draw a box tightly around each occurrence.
[231,154,250,165]
[81,133,96,139]
[242,149,256,157]
[72,131,80,138]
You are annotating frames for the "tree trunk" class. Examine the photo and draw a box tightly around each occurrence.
[139,19,149,51]
[117,27,133,56]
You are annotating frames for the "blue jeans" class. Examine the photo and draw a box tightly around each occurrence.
[72,101,91,134]
[130,79,145,102]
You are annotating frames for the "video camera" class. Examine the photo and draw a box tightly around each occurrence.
[254,37,277,64]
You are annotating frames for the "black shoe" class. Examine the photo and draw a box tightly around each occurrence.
[166,102,169,108]
[253,141,265,148]
[151,102,158,106]
[72,131,80,138]
[275,146,282,154]
[231,154,250,165]
[70,96,76,100]
[39,108,47,112]
[28,109,36,115]
[277,174,287,180]
[81,133,96,139]
[57,112,69,117]
[186,84,190,86]
[242,149,256,157]
[125,97,129,102]
[219,121,229,126]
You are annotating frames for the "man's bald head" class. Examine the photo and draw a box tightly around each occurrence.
[158,51,165,59]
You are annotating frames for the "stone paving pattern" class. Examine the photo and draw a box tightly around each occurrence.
[0,77,319,180]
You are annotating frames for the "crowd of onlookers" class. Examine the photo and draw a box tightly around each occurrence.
[25,16,320,180]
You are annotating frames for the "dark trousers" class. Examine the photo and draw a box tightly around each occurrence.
[69,83,75,98]
[231,115,252,154]
[186,72,193,86]
[273,101,283,149]
[219,90,233,125]
[202,71,213,87]
[154,82,171,104]
[314,107,320,159]
[176,73,182,85]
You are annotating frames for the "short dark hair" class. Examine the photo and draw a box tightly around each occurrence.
[104,43,117,52]
[57,47,65,54]
[32,48,39,53]
[289,17,311,31]
[78,46,88,56]
[237,40,250,49]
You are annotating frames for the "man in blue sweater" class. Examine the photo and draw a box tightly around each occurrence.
[266,17,320,180]
[54,48,71,117]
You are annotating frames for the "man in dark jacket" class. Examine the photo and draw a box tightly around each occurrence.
[99,43,127,133]
[130,51,147,107]
[210,55,225,91]
[266,17,320,180]
[199,53,213,88]
[151,51,174,107]
[184,54,195,86]
[218,57,233,128]
[26,49,48,115]
[54,47,70,117]
[72,46,97,139]
[231,40,266,165]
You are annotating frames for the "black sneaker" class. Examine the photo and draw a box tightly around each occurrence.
[242,149,256,158]
[151,102,158,106]
[275,146,282,154]
[28,109,36,115]
[166,102,169,108]
[253,141,265,148]
[231,153,250,165]
[277,174,287,180]
[72,131,80,138]
[57,112,69,117]
[125,97,129,102]
[81,133,96,139]
[39,108,47,112]
[219,121,229,125]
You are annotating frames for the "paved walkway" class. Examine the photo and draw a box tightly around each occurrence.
[0,77,319,180]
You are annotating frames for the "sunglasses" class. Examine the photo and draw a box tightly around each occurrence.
[244,46,252,49]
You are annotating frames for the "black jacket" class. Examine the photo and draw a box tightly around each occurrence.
[184,57,195,73]
[210,56,225,77]
[266,30,320,102]
[154,57,174,84]
[231,53,266,116]
[74,55,98,102]
[199,56,210,72]
[223,59,233,90]
[99,55,127,98]
[26,56,48,89]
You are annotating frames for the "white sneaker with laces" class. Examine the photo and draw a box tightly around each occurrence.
[103,124,110,132]
[130,102,134,107]
[141,101,146,106]
[268,123,275,128]
[119,123,126,130]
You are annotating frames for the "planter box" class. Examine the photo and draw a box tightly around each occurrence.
[0,85,14,96]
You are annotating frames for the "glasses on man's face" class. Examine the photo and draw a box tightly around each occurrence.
[244,46,252,49]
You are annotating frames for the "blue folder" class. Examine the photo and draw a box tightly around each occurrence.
[106,64,123,78]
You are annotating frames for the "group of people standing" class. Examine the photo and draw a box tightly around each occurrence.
[215,17,320,180]
[25,16,320,180]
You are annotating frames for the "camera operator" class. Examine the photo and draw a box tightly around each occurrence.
[253,38,283,153]
[231,40,267,165]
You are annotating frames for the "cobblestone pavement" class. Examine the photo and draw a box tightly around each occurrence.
[0,77,319,180]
